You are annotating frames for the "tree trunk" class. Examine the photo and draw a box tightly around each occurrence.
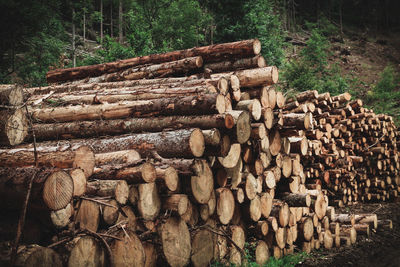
[46,39,261,83]
[118,0,123,43]
[30,93,225,123]
[216,188,235,225]
[72,8,76,68]
[31,113,232,142]
[100,0,103,44]
[95,150,141,166]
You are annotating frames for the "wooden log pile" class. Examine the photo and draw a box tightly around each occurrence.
[0,39,396,266]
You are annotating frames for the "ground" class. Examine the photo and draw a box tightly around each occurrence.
[299,201,400,267]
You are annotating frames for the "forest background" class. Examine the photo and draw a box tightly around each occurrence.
[1,0,399,121]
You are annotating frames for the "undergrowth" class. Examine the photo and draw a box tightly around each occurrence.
[211,242,309,267]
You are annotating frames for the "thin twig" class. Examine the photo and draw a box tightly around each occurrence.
[197,225,245,255]
[79,196,119,208]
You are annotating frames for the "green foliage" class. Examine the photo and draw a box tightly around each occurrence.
[210,243,309,267]
[96,35,134,62]
[365,66,400,122]
[282,28,349,97]
[242,0,285,67]
[300,29,330,71]
[12,18,66,86]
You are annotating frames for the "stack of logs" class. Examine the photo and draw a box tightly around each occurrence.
[0,39,396,267]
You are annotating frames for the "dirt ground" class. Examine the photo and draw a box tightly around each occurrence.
[299,201,400,267]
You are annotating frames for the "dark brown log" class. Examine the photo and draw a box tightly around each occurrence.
[15,245,62,267]
[270,200,290,227]
[30,94,226,123]
[47,39,261,83]
[205,55,266,73]
[163,194,189,216]
[73,56,204,84]
[269,129,282,156]
[281,193,311,207]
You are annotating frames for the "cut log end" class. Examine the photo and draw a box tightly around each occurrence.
[190,128,206,157]
[42,171,74,211]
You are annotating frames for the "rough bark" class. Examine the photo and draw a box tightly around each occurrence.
[47,39,261,83]
[30,93,226,123]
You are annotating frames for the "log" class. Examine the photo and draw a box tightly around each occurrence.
[216,188,235,225]
[95,150,141,166]
[218,143,241,168]
[269,129,282,156]
[75,199,100,232]
[111,230,145,267]
[74,56,203,84]
[270,200,290,227]
[50,203,73,228]
[102,199,119,225]
[255,240,269,265]
[86,180,129,205]
[69,169,86,197]
[212,67,278,87]
[31,113,233,141]
[15,245,62,267]
[143,242,157,267]
[66,236,107,266]
[155,166,180,192]
[235,99,262,121]
[225,110,251,144]
[92,162,157,184]
[298,217,314,241]
[116,206,138,231]
[161,217,191,267]
[47,39,261,83]
[0,84,24,106]
[0,109,28,146]
[0,145,95,177]
[191,229,214,267]
[30,94,226,123]
[137,182,161,221]
[42,170,74,210]
[163,194,189,216]
[283,112,313,130]
[280,193,311,207]
[28,85,218,106]
[44,128,204,158]
[204,55,266,73]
